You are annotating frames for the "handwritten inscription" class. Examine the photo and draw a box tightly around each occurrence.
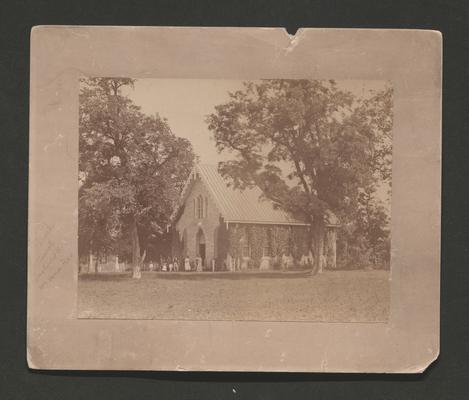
[33,222,73,290]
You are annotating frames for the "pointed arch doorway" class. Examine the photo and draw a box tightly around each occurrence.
[196,228,206,267]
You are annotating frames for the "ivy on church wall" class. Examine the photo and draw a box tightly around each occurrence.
[292,225,310,256]
[248,225,266,264]
[172,220,334,269]
[226,223,310,268]
[227,224,244,258]
[270,226,290,258]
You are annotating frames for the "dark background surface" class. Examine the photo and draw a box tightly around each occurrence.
[0,0,468,399]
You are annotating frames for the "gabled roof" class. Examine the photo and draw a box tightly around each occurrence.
[172,164,309,226]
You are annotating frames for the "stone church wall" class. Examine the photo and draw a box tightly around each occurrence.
[172,177,221,267]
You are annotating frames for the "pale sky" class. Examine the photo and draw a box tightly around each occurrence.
[123,79,388,164]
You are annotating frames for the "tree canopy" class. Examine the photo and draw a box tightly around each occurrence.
[206,79,392,269]
[79,78,195,276]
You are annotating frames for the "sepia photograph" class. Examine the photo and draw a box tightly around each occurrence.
[77,78,393,322]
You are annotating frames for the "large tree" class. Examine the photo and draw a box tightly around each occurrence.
[206,79,392,272]
[79,78,195,277]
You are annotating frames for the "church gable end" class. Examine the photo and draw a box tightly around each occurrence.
[172,175,223,266]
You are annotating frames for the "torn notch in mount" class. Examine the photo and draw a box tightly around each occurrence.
[285,26,299,37]
[283,27,304,53]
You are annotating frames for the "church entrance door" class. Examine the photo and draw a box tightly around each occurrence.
[196,228,206,268]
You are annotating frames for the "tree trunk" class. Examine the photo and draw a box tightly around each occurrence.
[324,229,337,270]
[311,218,325,274]
[131,216,143,279]
[88,247,96,274]
[329,229,337,269]
[306,225,315,273]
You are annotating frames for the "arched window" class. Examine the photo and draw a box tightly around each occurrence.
[182,229,187,255]
[197,195,204,219]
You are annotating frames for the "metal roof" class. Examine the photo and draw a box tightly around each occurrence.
[175,164,308,226]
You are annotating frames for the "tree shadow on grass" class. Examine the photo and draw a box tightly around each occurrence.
[79,270,317,281]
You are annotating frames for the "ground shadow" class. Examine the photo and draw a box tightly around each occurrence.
[78,270,318,281]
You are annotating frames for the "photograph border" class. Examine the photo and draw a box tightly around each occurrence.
[76,77,393,324]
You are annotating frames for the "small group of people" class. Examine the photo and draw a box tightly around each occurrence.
[225,251,319,271]
[280,251,326,270]
[146,251,325,273]
[148,257,180,272]
[183,255,200,272]
[147,256,207,272]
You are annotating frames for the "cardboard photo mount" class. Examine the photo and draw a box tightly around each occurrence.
[28,26,441,373]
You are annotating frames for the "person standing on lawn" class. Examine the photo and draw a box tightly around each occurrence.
[184,256,191,272]
[196,256,203,272]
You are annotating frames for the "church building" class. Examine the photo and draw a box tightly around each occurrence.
[169,164,338,271]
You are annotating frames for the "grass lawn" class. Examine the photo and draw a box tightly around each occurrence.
[77,270,390,322]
